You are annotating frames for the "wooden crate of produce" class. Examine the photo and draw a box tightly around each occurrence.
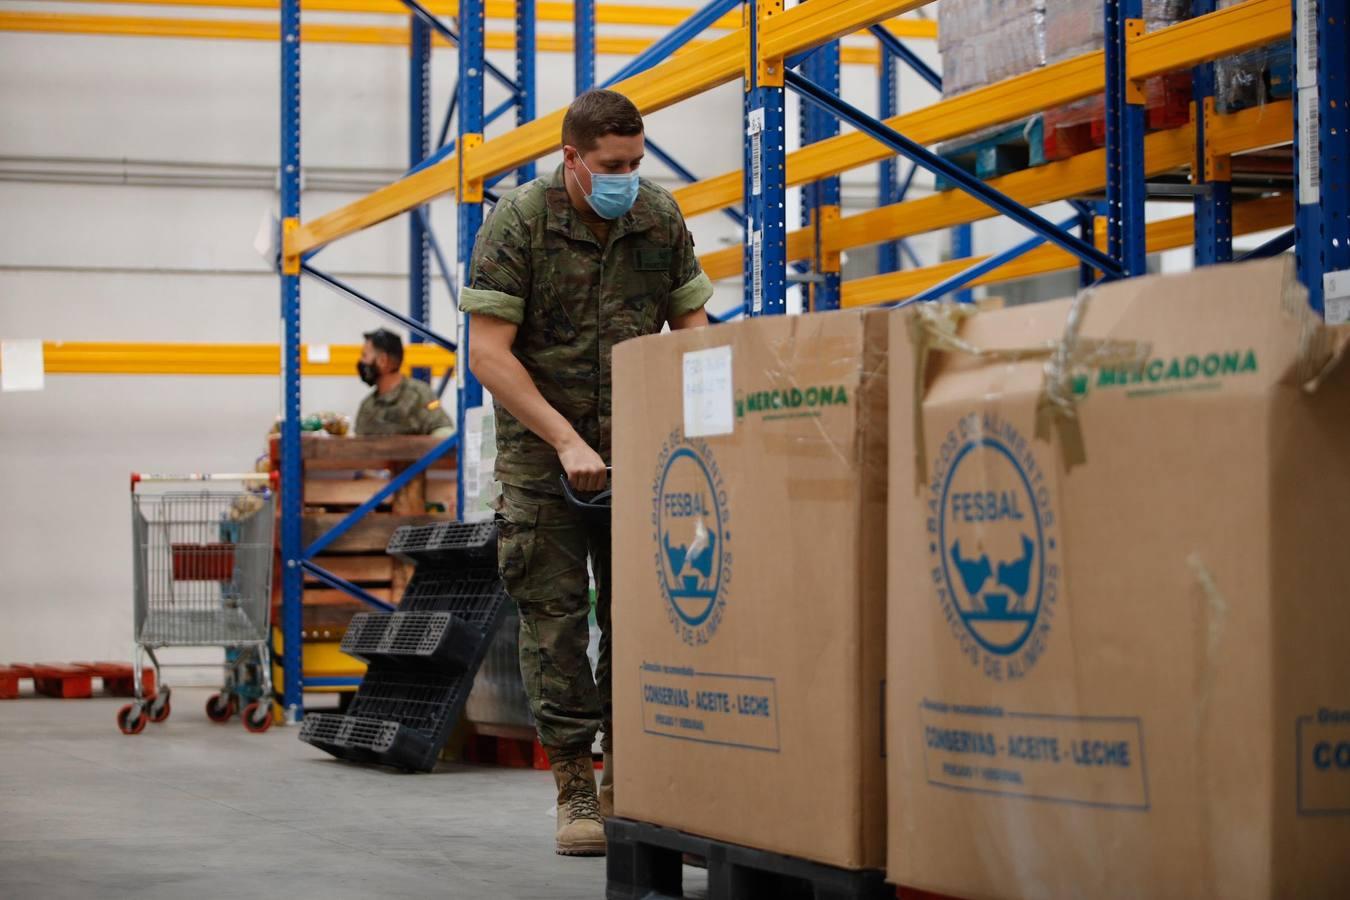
[270,434,458,642]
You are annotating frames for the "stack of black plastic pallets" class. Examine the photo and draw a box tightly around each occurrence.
[299,521,508,772]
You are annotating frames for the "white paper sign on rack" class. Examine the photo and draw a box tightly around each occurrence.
[1,340,45,392]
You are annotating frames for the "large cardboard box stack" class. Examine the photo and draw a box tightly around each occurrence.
[887,259,1350,899]
[612,309,888,869]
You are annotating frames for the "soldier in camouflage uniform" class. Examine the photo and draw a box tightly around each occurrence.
[355,329,454,437]
[461,89,712,857]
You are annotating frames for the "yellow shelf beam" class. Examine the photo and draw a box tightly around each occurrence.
[35,0,938,38]
[676,51,1110,220]
[289,0,934,256]
[697,101,1292,281]
[0,11,884,64]
[3,342,455,377]
[840,196,1294,307]
[1129,0,1289,81]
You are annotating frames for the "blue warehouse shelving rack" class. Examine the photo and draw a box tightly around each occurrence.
[271,0,1345,720]
[4,0,1342,720]
[271,0,949,719]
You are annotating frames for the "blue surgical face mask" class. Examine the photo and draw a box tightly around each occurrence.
[573,156,639,220]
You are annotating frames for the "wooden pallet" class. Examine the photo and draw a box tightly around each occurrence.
[270,434,458,644]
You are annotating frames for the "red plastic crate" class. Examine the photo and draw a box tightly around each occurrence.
[171,543,235,581]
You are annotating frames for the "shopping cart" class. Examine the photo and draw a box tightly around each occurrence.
[120,472,277,735]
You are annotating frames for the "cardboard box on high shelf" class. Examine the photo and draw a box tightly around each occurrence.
[886,258,1350,900]
[611,309,889,870]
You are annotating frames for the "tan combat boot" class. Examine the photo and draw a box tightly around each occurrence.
[549,750,606,857]
[599,733,614,819]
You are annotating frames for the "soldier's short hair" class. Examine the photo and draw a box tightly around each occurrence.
[364,328,404,365]
[562,89,644,152]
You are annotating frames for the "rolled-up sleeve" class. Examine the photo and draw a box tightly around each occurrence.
[669,219,713,318]
[460,201,530,324]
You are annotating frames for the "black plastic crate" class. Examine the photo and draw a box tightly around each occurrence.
[340,610,482,670]
[387,521,497,567]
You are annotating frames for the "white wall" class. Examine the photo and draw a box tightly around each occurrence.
[0,5,943,666]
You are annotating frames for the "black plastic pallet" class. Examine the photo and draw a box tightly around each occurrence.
[397,570,505,617]
[387,521,496,567]
[340,571,505,667]
[299,521,507,772]
[298,712,436,771]
[299,654,488,771]
[339,610,482,669]
[606,818,894,900]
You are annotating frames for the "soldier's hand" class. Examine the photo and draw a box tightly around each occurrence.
[558,436,607,492]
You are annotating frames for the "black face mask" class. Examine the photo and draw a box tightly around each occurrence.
[357,361,380,386]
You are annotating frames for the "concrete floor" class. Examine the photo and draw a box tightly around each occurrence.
[0,687,702,900]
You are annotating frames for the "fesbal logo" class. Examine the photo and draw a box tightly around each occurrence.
[927,412,1060,681]
[652,431,733,646]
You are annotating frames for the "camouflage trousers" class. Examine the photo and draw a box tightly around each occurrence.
[494,483,611,753]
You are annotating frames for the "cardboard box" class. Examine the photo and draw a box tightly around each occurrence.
[612,309,888,870]
[887,259,1350,900]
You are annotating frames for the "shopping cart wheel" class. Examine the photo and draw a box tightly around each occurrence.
[117,704,148,736]
[241,701,273,734]
[205,692,236,723]
[149,687,172,723]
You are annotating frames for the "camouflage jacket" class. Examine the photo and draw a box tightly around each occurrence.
[355,376,453,436]
[460,165,713,494]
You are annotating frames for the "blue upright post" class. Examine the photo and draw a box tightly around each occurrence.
[952,224,974,303]
[745,0,787,317]
[457,0,486,519]
[516,0,537,185]
[409,14,432,381]
[800,19,839,312]
[1105,0,1148,277]
[1294,0,1349,318]
[575,0,595,94]
[878,41,902,274]
[1191,0,1233,266]
[278,0,304,721]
